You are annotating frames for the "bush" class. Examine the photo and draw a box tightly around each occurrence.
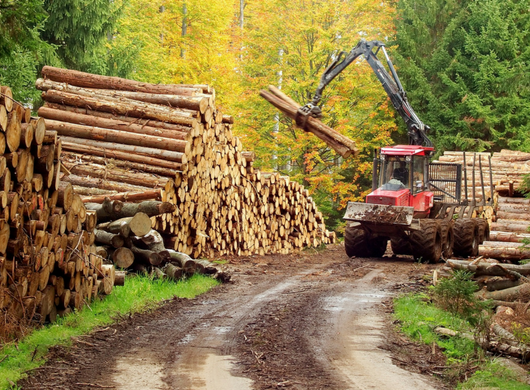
[431,270,491,327]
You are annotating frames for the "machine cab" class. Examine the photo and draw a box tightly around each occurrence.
[366,145,435,215]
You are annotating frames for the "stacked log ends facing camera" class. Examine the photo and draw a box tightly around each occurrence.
[0,87,115,339]
[37,66,336,259]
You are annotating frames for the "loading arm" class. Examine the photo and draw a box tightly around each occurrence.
[299,39,432,147]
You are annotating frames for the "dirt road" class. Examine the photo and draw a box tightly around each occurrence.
[20,245,448,390]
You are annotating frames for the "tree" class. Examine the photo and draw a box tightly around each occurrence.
[41,0,125,74]
[0,0,54,104]
[394,0,530,153]
[234,0,398,230]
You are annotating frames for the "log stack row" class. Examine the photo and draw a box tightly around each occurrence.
[85,198,230,282]
[0,87,117,340]
[437,149,530,198]
[479,196,530,262]
[445,258,530,361]
[36,67,336,259]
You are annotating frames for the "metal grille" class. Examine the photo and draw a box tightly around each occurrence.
[428,163,462,203]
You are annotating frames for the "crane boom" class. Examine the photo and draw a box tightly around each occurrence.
[298,39,432,147]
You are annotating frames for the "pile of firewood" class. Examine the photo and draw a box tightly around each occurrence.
[36,67,336,259]
[0,87,117,338]
[445,258,530,361]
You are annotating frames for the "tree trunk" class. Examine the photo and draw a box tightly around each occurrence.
[42,90,198,126]
[447,259,530,276]
[59,136,183,163]
[98,212,153,237]
[38,106,189,141]
[260,86,358,158]
[79,190,162,204]
[43,103,196,134]
[86,200,174,222]
[44,119,188,152]
[41,66,206,96]
[37,78,209,113]
[63,153,177,178]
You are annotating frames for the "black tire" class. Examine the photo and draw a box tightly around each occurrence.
[391,237,410,255]
[477,218,490,244]
[344,226,387,258]
[441,221,454,260]
[453,218,479,257]
[410,219,442,263]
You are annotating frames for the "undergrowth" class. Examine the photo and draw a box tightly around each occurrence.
[394,271,529,389]
[0,273,219,390]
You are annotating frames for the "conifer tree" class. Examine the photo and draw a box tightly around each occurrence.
[41,0,125,74]
[394,0,530,152]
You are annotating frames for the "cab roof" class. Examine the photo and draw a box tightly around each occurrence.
[381,144,435,156]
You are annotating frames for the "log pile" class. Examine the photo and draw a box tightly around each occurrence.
[37,67,336,259]
[86,198,230,282]
[0,87,117,340]
[437,149,530,198]
[479,196,530,261]
[444,258,530,361]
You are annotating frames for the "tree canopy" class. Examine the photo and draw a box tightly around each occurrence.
[394,0,530,153]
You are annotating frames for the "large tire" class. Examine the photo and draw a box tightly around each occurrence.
[440,220,454,260]
[453,218,479,257]
[344,226,387,258]
[391,237,411,255]
[410,219,442,263]
[477,218,490,244]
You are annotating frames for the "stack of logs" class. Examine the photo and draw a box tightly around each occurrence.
[479,196,530,262]
[36,66,336,259]
[444,258,530,361]
[0,86,117,339]
[86,198,229,282]
[437,149,530,198]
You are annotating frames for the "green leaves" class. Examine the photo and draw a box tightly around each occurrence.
[394,0,530,153]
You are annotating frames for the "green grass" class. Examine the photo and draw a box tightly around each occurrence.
[458,360,530,390]
[0,274,219,389]
[394,293,476,360]
[394,293,530,389]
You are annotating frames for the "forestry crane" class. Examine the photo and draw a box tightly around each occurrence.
[298,39,491,262]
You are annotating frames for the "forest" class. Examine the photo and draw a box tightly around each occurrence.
[1,0,529,230]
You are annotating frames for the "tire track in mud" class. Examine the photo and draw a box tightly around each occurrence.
[19,247,444,390]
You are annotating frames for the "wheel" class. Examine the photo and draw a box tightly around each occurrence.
[440,221,454,260]
[477,218,490,244]
[391,236,411,255]
[453,218,479,257]
[410,219,442,263]
[344,226,387,258]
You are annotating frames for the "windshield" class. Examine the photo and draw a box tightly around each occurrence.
[379,156,409,191]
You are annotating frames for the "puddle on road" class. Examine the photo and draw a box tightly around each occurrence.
[182,353,253,390]
[323,292,388,311]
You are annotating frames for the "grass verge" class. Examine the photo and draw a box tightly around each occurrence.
[0,274,219,389]
[394,293,529,389]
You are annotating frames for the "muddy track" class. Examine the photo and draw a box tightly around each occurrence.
[20,245,448,390]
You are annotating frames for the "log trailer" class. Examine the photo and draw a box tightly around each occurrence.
[298,39,492,262]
